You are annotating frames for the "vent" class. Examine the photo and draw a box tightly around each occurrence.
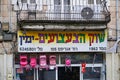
[81,7,94,19]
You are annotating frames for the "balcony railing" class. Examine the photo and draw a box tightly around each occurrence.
[17,4,110,24]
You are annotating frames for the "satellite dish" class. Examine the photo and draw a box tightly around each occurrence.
[81,7,94,19]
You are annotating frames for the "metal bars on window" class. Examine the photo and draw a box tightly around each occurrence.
[21,0,27,3]
[30,0,36,3]
[88,0,94,4]
[16,0,110,22]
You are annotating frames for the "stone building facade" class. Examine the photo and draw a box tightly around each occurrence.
[0,0,119,80]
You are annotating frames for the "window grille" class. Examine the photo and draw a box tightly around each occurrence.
[54,0,61,5]
[30,0,36,3]
[21,0,27,3]
[96,0,101,4]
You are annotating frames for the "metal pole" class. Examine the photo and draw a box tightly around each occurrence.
[2,42,7,80]
[37,68,38,80]
[8,0,12,32]
[56,68,58,80]
[34,68,35,80]
[4,53,7,80]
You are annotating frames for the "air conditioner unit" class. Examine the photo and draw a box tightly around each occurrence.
[71,5,103,20]
[81,7,94,19]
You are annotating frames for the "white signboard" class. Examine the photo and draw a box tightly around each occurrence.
[18,30,107,52]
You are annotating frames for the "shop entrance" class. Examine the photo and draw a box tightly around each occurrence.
[58,67,80,80]
[14,64,104,80]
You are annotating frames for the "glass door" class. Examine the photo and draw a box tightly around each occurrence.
[38,70,56,80]
[83,67,101,80]
[81,64,105,80]
[57,64,105,80]
[58,67,80,80]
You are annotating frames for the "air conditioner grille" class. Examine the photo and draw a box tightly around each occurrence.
[81,7,94,19]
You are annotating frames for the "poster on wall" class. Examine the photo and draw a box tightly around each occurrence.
[18,30,107,52]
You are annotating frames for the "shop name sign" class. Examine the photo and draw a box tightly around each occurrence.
[18,31,107,52]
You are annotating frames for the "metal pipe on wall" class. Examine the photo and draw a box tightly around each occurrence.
[4,54,7,80]
[8,0,12,32]
[116,0,119,40]
[112,52,114,80]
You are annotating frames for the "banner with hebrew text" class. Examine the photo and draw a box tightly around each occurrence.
[18,30,107,52]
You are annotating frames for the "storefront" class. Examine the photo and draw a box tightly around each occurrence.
[14,30,107,80]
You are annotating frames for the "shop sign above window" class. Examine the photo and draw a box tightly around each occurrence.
[18,30,107,52]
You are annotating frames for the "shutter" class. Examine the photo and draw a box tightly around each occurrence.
[72,0,80,19]
[22,3,28,10]
[36,0,42,11]
[46,0,54,19]
[13,4,19,11]
[46,0,50,11]
[27,0,37,11]
[12,0,21,10]
[51,0,54,11]
[106,0,110,6]
[12,0,17,4]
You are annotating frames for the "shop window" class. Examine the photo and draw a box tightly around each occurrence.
[61,53,103,64]
[83,67,101,80]
[16,68,34,80]
[58,67,79,80]
[39,70,56,80]
[15,54,59,65]
[16,68,55,80]
[15,54,20,64]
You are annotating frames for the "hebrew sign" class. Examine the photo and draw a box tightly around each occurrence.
[18,30,107,52]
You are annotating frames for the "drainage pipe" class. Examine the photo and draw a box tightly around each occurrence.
[116,0,119,40]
